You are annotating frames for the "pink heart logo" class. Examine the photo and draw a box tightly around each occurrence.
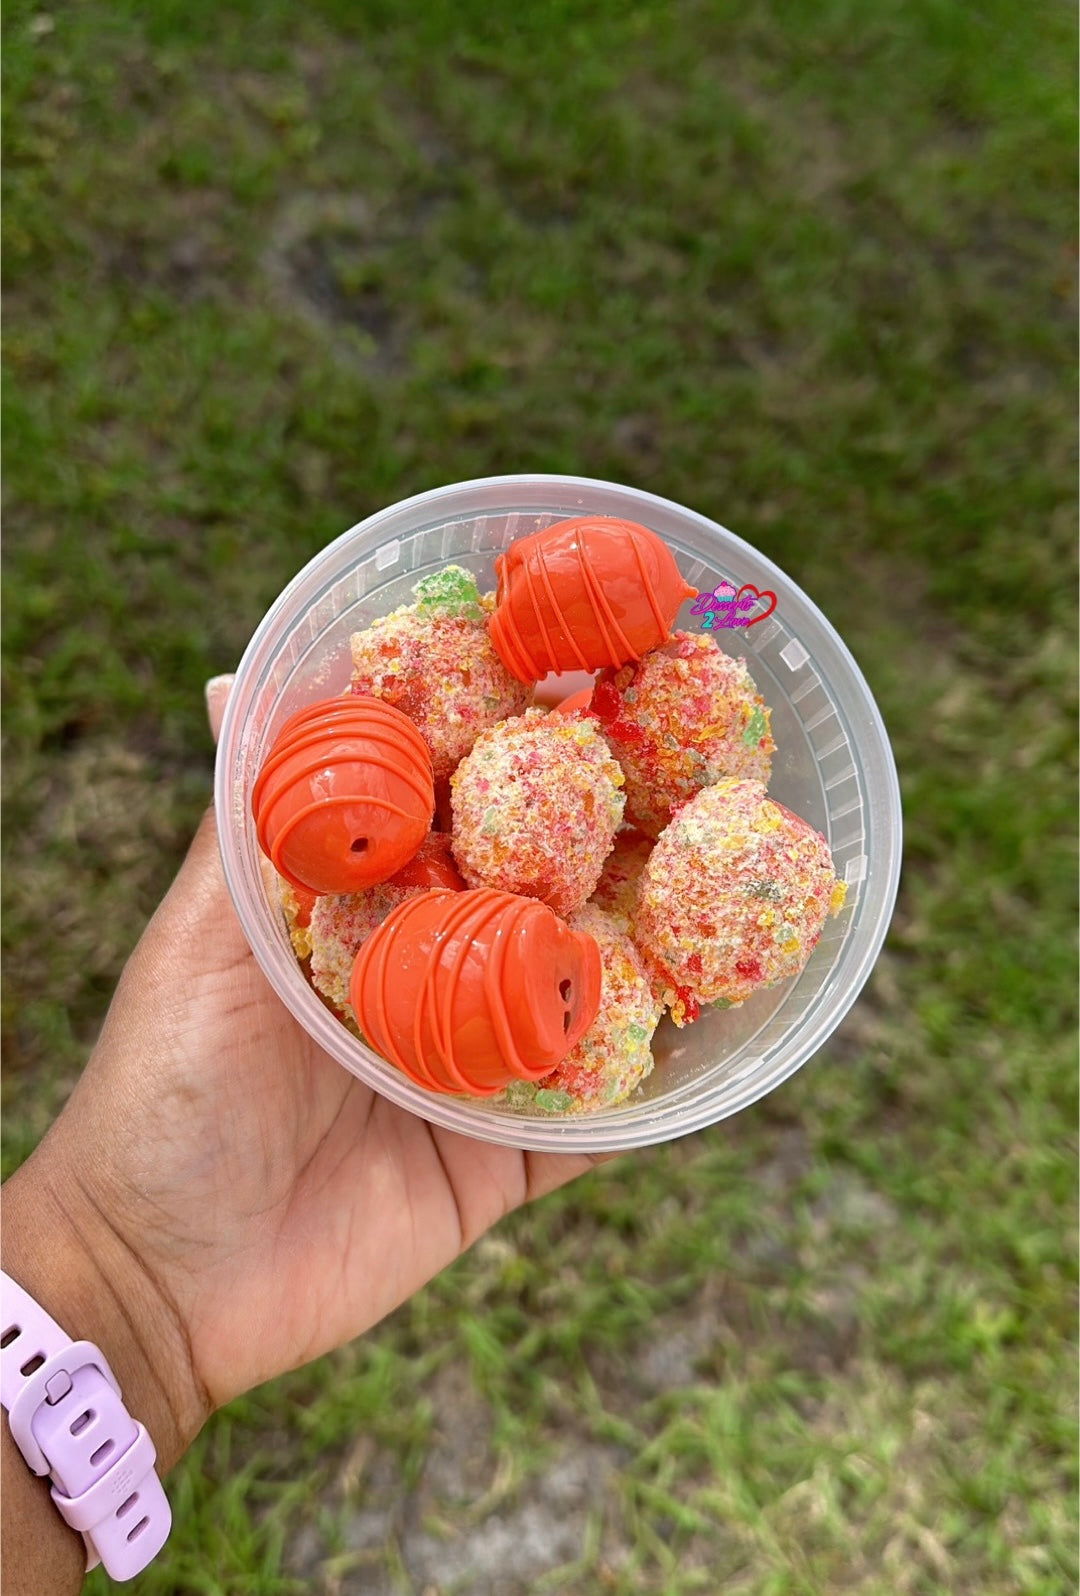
[734,584,777,627]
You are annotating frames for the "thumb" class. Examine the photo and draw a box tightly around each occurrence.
[205,674,235,746]
[154,674,235,900]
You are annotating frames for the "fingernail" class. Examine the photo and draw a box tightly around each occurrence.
[205,674,235,744]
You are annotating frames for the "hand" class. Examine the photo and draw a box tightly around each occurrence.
[3,678,611,1480]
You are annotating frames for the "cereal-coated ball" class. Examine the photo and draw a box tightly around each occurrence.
[635,779,847,1024]
[450,709,625,918]
[349,567,532,782]
[588,827,653,933]
[591,631,775,839]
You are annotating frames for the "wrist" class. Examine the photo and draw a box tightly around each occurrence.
[1,1139,210,1476]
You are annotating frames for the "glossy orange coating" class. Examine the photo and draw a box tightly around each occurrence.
[253,695,434,895]
[287,882,319,931]
[271,696,372,744]
[350,887,603,1096]
[549,687,596,718]
[386,831,466,892]
[488,516,697,682]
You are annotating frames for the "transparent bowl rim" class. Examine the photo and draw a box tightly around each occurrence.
[215,473,902,1152]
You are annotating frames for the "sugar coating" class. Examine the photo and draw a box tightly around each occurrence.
[309,883,414,1018]
[349,567,532,782]
[450,709,625,918]
[307,835,459,1018]
[591,631,775,839]
[635,779,847,1025]
[501,903,661,1113]
[588,827,653,933]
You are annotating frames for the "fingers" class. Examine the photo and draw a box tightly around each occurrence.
[179,673,235,877]
[153,678,235,908]
[205,674,235,745]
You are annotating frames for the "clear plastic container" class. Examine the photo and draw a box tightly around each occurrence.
[215,475,902,1152]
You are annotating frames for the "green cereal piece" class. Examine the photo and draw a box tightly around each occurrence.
[627,1022,649,1042]
[748,879,783,901]
[743,704,768,748]
[533,1088,576,1113]
[413,565,484,621]
[499,1082,531,1111]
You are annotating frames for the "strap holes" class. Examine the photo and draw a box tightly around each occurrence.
[90,1440,115,1467]
[19,1353,45,1377]
[1,1325,21,1348]
[127,1516,150,1542]
[70,1410,94,1436]
[117,1493,139,1519]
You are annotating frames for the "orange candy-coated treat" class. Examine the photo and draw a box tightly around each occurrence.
[382,829,467,892]
[502,902,662,1114]
[549,686,595,718]
[534,668,596,710]
[350,887,602,1096]
[253,695,434,896]
[488,516,697,682]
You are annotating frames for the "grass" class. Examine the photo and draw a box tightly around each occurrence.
[2,1,1076,1591]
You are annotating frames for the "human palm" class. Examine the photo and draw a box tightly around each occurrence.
[46,804,603,1423]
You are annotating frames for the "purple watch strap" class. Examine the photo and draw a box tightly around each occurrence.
[1,1270,172,1581]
